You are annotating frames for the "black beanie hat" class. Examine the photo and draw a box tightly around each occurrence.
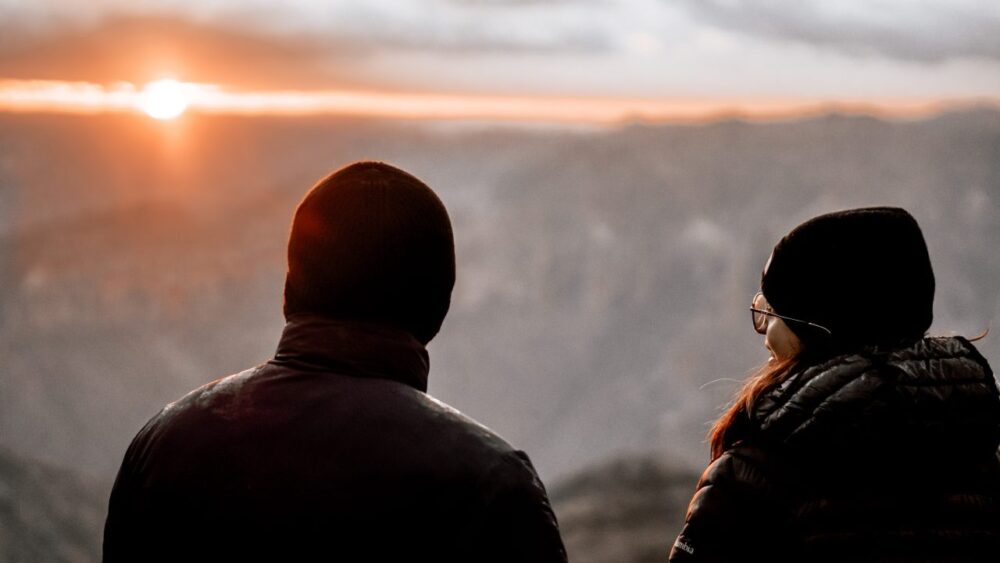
[761,207,934,352]
[284,161,456,344]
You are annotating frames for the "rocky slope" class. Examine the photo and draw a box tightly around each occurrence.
[0,448,104,562]
[551,454,700,563]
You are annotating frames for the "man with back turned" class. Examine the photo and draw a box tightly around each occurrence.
[103,162,567,562]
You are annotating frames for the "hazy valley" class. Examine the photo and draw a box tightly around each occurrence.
[1,109,999,561]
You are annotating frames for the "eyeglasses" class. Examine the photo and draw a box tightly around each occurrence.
[750,292,832,336]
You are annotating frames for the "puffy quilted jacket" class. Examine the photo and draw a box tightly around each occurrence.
[670,337,1000,563]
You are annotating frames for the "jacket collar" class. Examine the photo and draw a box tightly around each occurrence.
[272,315,430,392]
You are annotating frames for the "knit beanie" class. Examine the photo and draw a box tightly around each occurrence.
[761,207,934,352]
[283,162,456,344]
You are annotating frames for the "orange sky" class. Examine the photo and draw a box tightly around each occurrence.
[2,7,999,124]
[1,78,995,125]
[0,16,367,91]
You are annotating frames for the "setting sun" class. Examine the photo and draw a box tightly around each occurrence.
[138,79,191,120]
[0,78,983,124]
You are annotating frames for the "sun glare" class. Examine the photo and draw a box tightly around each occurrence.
[0,79,990,124]
[139,79,191,120]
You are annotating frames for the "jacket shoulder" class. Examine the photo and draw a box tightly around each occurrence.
[416,392,519,451]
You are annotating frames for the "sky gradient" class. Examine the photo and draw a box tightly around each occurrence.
[1,0,999,121]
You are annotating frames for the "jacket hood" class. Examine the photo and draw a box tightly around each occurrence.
[751,337,1000,466]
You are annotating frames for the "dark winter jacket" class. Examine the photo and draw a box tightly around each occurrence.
[104,316,567,562]
[669,336,1000,563]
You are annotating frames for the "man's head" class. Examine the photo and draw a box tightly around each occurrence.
[284,162,455,344]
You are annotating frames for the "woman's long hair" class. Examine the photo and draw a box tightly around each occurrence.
[708,357,798,461]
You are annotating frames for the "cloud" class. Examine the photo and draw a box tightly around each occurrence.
[675,0,1000,63]
[0,2,613,57]
[0,15,369,89]
[0,2,613,88]
[2,1,997,98]
[235,0,613,55]
[447,0,605,5]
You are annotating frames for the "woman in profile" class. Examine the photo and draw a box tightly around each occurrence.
[669,207,1000,562]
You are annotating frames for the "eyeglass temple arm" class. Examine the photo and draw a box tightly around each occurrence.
[750,307,833,336]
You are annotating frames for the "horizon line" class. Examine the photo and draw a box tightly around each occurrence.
[1,79,998,126]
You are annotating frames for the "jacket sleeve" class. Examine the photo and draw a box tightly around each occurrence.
[668,445,789,563]
[103,436,143,562]
[474,450,568,563]
[103,414,162,563]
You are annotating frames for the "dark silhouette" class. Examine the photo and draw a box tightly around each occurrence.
[669,207,1000,562]
[103,162,567,562]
